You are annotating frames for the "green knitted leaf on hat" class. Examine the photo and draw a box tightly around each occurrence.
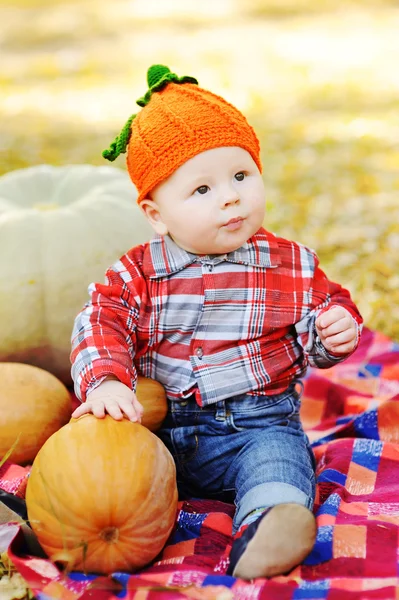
[136,64,198,107]
[147,64,171,88]
[102,113,136,161]
[102,64,197,161]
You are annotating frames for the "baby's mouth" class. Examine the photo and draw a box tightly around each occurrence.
[223,217,244,231]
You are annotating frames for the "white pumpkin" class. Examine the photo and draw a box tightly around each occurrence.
[0,165,153,384]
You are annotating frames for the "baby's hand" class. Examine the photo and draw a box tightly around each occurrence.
[71,377,144,422]
[315,306,357,356]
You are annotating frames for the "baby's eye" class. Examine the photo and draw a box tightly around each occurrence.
[195,185,210,195]
[234,172,245,182]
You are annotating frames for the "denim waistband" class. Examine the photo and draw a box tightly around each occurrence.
[168,380,303,420]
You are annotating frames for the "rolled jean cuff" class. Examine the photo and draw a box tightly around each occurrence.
[234,482,314,534]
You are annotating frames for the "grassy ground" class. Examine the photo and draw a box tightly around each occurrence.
[1,0,399,344]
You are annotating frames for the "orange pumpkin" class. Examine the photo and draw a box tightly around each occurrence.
[136,376,168,431]
[0,363,71,465]
[26,414,178,574]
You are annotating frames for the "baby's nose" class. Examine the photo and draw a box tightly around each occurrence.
[220,190,239,208]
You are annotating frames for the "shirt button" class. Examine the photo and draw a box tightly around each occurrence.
[195,347,204,359]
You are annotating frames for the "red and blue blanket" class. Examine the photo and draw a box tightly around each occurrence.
[1,326,399,599]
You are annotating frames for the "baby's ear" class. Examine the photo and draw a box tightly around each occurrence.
[139,199,168,236]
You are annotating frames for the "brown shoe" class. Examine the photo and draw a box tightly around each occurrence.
[228,503,317,580]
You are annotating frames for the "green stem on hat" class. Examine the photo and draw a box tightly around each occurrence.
[102,114,136,161]
[102,64,198,161]
[136,64,198,107]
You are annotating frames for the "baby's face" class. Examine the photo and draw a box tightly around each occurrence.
[141,146,266,255]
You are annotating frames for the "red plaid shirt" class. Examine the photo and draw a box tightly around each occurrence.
[71,228,362,406]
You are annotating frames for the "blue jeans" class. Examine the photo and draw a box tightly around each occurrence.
[157,383,316,533]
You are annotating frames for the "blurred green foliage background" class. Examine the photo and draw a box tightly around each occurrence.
[1,0,399,339]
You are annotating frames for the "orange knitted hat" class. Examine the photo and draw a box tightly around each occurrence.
[103,64,262,204]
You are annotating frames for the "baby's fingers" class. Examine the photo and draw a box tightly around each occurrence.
[318,317,353,339]
[103,400,125,421]
[115,398,141,423]
[71,402,96,420]
[324,328,356,348]
[91,401,107,419]
[316,306,351,329]
[131,396,144,421]
[71,401,107,419]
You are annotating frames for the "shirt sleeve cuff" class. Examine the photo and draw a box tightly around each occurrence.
[77,361,137,402]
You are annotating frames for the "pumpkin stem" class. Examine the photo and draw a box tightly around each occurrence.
[99,526,119,543]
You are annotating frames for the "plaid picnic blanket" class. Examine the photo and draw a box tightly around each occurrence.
[1,326,399,599]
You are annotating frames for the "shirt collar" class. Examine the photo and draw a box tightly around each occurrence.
[142,227,282,279]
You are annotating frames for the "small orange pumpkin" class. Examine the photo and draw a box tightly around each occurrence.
[26,414,178,574]
[0,363,71,465]
[136,376,168,431]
